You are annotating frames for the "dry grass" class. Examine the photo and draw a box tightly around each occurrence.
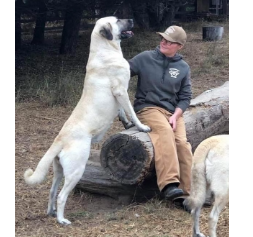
[15,19,229,237]
[15,103,229,237]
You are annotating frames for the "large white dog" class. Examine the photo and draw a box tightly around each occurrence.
[184,135,229,237]
[24,16,150,225]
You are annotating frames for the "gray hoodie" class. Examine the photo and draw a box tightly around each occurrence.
[128,46,192,114]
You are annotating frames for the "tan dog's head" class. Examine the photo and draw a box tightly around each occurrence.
[95,16,134,41]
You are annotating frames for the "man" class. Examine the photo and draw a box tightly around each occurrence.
[128,26,193,211]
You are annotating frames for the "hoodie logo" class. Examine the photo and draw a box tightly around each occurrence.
[169,68,180,78]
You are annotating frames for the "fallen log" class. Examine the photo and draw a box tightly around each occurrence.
[183,80,229,151]
[76,160,160,203]
[76,81,229,201]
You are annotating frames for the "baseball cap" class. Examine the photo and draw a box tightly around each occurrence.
[156,25,187,45]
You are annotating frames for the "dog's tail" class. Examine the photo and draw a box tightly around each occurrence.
[24,142,62,186]
[186,136,220,209]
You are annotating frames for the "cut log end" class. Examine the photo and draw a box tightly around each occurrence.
[100,132,154,185]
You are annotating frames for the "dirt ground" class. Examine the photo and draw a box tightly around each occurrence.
[15,85,229,237]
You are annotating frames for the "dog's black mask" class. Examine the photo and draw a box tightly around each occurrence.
[118,19,134,39]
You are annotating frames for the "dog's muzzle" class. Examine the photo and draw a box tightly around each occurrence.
[120,19,134,39]
[121,31,134,39]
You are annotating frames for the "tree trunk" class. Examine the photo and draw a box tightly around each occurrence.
[161,6,179,27]
[15,0,23,50]
[114,1,132,19]
[76,81,229,201]
[31,1,47,45]
[130,0,150,29]
[59,4,83,54]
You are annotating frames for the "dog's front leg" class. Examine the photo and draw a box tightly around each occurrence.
[112,86,151,132]
[118,108,135,129]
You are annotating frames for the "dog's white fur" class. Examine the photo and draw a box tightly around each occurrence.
[24,16,150,225]
[184,135,229,237]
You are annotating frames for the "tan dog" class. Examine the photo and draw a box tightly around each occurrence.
[24,16,150,225]
[184,135,229,237]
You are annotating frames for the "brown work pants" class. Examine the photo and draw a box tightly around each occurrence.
[137,107,193,196]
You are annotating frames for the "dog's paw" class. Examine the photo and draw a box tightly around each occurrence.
[47,209,57,217]
[58,218,71,225]
[137,124,151,132]
[124,122,135,129]
[194,233,206,237]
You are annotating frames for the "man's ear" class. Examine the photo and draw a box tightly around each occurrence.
[178,44,184,50]
[99,23,113,40]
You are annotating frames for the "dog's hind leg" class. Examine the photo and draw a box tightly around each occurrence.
[208,194,228,237]
[192,207,206,237]
[56,139,91,225]
[47,157,63,217]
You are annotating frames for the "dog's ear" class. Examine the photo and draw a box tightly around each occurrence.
[99,23,113,40]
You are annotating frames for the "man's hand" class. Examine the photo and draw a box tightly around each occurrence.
[169,108,183,131]
[169,115,177,131]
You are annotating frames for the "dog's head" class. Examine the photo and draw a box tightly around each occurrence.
[95,16,134,41]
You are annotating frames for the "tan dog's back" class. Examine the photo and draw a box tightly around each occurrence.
[185,135,229,237]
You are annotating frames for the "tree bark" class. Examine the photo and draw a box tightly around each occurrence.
[161,6,179,28]
[76,81,229,201]
[183,81,229,150]
[129,0,150,29]
[59,4,83,54]
[114,1,132,19]
[15,0,23,50]
[31,1,47,45]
